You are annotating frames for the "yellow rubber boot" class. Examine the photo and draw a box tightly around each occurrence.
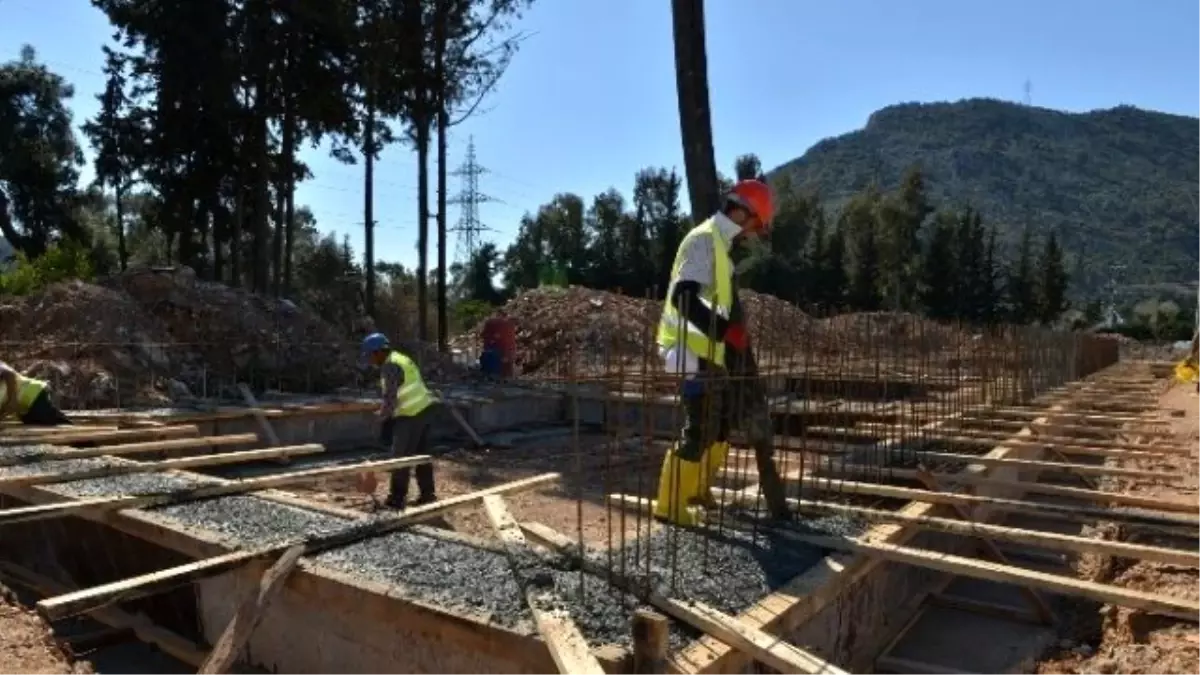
[653,444,705,526]
[698,441,731,499]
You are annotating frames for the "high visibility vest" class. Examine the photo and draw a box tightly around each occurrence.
[0,370,46,415]
[657,218,734,367]
[381,351,434,417]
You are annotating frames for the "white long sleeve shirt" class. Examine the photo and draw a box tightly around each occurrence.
[661,213,742,378]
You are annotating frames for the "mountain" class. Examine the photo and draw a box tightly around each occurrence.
[769,98,1199,298]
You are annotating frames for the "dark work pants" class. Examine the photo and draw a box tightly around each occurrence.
[676,373,731,463]
[380,407,436,503]
[21,390,72,426]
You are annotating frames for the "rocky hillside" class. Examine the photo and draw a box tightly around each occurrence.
[769,98,1199,296]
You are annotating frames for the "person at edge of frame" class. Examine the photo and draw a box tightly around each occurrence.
[359,333,439,509]
[652,179,791,526]
[0,361,72,425]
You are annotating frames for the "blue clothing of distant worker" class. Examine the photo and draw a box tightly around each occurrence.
[360,333,437,509]
[479,347,503,376]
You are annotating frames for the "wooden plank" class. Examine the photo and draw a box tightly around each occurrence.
[482,496,605,675]
[0,454,429,526]
[198,544,305,674]
[853,425,1190,457]
[773,532,1200,621]
[237,383,281,446]
[661,600,847,675]
[518,522,846,675]
[0,433,260,468]
[720,473,1199,531]
[0,424,200,447]
[818,466,1199,514]
[446,404,486,448]
[912,469,1055,623]
[36,472,559,620]
[891,449,1179,481]
[927,593,1043,624]
[0,444,324,488]
[0,561,208,667]
[782,497,1198,566]
[876,655,973,674]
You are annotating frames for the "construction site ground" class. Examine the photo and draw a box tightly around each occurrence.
[283,431,675,547]
[1035,383,1199,675]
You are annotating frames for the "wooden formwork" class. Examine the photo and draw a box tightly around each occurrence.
[607,362,1198,674]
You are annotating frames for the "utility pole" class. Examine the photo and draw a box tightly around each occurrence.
[449,137,495,265]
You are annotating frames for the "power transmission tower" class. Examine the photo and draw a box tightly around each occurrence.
[449,137,495,264]
[1023,79,1033,106]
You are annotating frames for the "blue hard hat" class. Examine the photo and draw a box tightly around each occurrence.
[360,332,390,355]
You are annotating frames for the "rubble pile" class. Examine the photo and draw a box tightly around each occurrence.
[819,311,974,358]
[109,267,358,394]
[452,286,662,375]
[0,280,179,408]
[0,267,370,408]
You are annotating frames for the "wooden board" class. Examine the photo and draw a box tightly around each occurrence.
[482,496,605,675]
[0,424,200,446]
[0,433,260,468]
[198,545,305,674]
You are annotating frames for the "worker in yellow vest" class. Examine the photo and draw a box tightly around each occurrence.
[654,179,790,525]
[0,362,71,425]
[360,333,438,509]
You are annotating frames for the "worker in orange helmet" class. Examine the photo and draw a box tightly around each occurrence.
[653,179,791,526]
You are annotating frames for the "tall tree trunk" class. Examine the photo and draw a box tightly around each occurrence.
[114,183,127,271]
[213,201,227,282]
[670,0,719,223]
[434,0,449,352]
[283,174,295,295]
[415,114,431,342]
[364,97,377,319]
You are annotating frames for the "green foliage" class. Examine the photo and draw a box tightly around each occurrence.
[771,98,1199,297]
[499,155,1073,326]
[0,241,94,296]
[452,299,494,331]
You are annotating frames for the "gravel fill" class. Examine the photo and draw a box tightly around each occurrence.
[0,441,871,653]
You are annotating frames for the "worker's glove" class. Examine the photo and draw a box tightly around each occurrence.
[724,323,748,351]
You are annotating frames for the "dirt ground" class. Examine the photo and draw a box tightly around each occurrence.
[289,433,682,548]
[1038,382,1199,675]
[0,582,91,675]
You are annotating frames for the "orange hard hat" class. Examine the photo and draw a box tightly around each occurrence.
[726,179,775,230]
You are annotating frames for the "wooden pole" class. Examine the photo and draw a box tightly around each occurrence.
[631,609,669,674]
[37,473,560,621]
[0,443,324,488]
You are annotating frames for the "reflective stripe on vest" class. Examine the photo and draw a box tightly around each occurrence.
[656,218,733,367]
[380,351,434,417]
[0,371,46,415]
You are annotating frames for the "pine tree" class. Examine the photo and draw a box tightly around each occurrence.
[1037,230,1070,324]
[920,211,957,318]
[1006,226,1038,324]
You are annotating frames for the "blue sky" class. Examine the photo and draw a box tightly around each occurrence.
[2,0,1197,271]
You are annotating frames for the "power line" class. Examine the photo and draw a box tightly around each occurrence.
[448,136,495,264]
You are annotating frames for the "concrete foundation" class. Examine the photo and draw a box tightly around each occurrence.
[0,369,1130,674]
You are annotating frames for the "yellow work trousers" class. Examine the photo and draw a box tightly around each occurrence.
[653,440,730,526]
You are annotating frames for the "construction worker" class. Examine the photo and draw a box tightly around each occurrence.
[0,362,71,426]
[653,179,791,525]
[360,333,438,509]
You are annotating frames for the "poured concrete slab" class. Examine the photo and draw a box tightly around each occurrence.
[883,605,1056,673]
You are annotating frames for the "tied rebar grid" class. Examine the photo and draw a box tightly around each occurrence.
[539,289,1122,623]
